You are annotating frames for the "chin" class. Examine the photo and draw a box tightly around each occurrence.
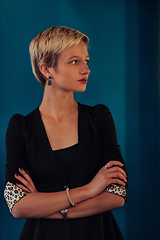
[76,88,86,93]
[76,86,87,92]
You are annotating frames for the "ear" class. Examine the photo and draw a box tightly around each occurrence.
[39,64,52,79]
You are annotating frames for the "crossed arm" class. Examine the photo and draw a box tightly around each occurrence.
[11,161,127,219]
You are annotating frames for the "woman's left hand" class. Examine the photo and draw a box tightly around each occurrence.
[15,168,37,193]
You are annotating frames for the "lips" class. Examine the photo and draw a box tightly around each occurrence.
[78,78,88,83]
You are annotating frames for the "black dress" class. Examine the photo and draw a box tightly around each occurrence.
[5,102,127,240]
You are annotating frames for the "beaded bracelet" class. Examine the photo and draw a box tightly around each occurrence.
[66,187,76,207]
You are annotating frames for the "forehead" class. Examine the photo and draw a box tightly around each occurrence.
[59,41,89,60]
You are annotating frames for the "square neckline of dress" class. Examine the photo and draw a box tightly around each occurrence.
[37,102,81,183]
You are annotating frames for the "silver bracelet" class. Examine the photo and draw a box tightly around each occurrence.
[60,208,68,220]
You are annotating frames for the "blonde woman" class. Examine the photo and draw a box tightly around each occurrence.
[4,26,128,240]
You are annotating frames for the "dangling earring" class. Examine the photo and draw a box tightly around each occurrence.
[47,76,52,86]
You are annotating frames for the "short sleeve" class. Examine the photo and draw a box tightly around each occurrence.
[4,114,29,212]
[94,105,128,202]
[4,182,29,212]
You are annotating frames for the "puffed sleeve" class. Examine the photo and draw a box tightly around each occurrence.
[4,115,29,212]
[94,104,128,203]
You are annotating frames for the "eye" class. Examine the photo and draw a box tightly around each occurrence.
[71,60,77,64]
[84,59,90,64]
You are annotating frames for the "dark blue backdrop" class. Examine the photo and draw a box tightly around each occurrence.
[0,0,159,239]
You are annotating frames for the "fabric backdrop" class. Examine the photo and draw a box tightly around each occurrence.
[0,0,159,239]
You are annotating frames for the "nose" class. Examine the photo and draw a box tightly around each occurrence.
[80,62,90,75]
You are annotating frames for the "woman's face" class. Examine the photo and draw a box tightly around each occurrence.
[49,41,90,92]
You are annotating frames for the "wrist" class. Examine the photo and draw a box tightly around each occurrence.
[69,185,90,205]
[79,184,91,200]
[66,188,76,207]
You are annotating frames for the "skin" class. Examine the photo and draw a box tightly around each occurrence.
[12,41,127,219]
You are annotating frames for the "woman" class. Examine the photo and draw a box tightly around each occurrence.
[4,26,128,240]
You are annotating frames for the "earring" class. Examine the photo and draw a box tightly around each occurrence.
[47,76,52,86]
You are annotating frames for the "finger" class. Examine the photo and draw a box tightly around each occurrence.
[103,166,127,178]
[19,169,37,191]
[107,166,127,178]
[108,171,127,183]
[14,173,36,192]
[18,168,32,182]
[16,183,31,193]
[106,160,124,169]
[26,169,30,175]
[105,161,127,178]
[111,178,126,186]
[18,168,37,191]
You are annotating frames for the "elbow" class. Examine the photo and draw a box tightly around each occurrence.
[115,197,125,208]
[120,198,125,207]
[108,194,125,210]
[12,207,21,218]
[12,203,25,218]
[12,211,21,219]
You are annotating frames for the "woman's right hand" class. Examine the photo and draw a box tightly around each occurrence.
[86,161,127,199]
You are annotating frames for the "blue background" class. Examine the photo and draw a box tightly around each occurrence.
[0,0,159,239]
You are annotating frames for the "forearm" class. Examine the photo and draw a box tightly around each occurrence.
[46,192,125,219]
[12,161,127,219]
[68,192,124,218]
[12,186,88,218]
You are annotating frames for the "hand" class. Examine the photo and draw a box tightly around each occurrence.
[15,168,37,193]
[86,161,127,198]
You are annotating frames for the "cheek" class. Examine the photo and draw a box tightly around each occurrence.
[54,66,77,82]
[61,69,74,79]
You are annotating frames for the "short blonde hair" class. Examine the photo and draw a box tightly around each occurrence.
[29,26,89,87]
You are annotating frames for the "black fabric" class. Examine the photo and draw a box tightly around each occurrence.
[53,144,78,180]
[5,102,127,240]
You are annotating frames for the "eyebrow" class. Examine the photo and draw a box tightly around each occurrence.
[67,55,90,60]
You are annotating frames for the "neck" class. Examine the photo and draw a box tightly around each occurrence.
[39,86,77,121]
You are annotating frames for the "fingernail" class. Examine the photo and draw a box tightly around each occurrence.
[15,173,18,176]
[19,167,23,170]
